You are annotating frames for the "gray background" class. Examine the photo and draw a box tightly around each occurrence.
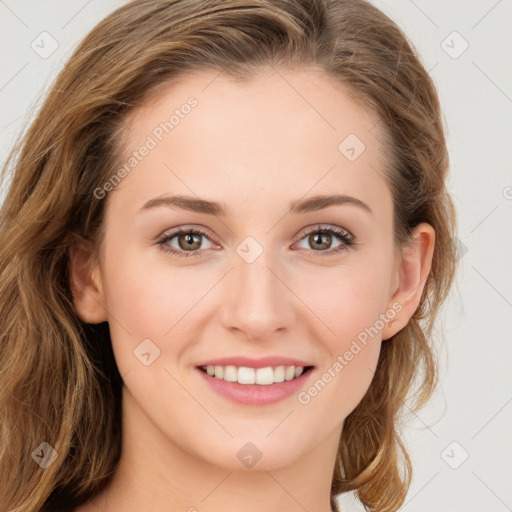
[1,1,511,510]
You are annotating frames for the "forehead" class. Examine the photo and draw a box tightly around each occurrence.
[112,66,392,221]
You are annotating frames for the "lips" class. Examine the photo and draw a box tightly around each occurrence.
[194,355,316,405]
[195,356,314,369]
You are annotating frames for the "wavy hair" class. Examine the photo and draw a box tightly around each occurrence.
[0,0,458,510]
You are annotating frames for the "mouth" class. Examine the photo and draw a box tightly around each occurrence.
[197,364,315,386]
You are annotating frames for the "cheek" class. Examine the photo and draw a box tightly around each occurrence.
[300,278,385,420]
[295,258,391,347]
[293,262,389,410]
[101,247,217,364]
[309,341,381,424]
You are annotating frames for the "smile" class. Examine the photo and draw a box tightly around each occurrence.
[196,364,315,406]
[198,364,314,385]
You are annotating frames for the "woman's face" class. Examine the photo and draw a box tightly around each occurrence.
[78,66,413,471]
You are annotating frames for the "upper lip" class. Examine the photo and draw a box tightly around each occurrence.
[196,356,314,369]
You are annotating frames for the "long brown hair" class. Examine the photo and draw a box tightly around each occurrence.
[0,1,458,510]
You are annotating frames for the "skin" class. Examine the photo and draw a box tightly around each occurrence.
[70,66,435,512]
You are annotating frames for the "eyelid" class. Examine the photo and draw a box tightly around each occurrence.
[298,223,353,240]
[156,223,356,258]
[157,224,217,242]
[291,224,357,254]
[156,225,219,253]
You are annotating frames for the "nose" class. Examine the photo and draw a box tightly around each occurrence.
[219,244,296,341]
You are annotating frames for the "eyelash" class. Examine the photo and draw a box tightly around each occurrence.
[156,225,357,259]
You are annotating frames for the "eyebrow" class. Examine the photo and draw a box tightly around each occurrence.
[139,193,373,216]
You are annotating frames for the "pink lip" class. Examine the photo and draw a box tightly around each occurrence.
[196,366,315,406]
[195,356,314,369]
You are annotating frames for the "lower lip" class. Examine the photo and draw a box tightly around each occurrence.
[196,367,314,406]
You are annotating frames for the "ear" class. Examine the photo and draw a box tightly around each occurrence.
[68,241,108,324]
[382,222,435,340]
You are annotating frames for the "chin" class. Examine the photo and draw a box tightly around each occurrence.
[189,434,306,472]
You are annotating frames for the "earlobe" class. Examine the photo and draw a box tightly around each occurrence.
[68,242,108,324]
[382,222,435,340]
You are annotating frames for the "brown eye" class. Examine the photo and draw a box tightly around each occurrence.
[158,227,215,258]
[176,232,203,251]
[308,232,334,251]
[294,225,356,255]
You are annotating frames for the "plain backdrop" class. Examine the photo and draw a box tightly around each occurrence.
[1,1,511,511]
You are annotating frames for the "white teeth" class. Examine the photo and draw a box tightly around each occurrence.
[238,367,256,385]
[273,365,285,383]
[214,365,224,379]
[255,367,274,385]
[201,364,308,385]
[224,365,238,382]
[285,366,295,381]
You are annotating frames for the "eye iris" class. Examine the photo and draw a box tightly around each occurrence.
[178,233,202,250]
[310,232,331,250]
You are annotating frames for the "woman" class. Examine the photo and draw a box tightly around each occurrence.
[0,0,458,511]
